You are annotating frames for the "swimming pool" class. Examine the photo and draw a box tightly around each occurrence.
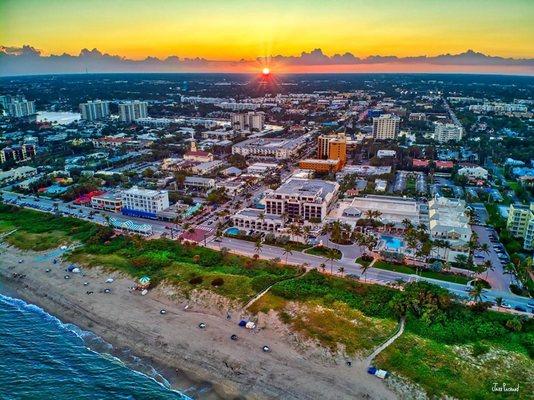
[225,227,240,236]
[381,235,404,250]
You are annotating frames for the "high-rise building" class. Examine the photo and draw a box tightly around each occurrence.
[80,100,110,121]
[119,101,148,122]
[0,94,25,111]
[230,112,265,131]
[247,111,265,131]
[434,123,463,143]
[7,100,36,117]
[372,114,400,140]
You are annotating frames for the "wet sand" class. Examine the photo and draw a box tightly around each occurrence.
[0,243,398,400]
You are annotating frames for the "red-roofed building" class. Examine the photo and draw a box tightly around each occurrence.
[435,161,454,170]
[74,190,104,205]
[180,228,210,244]
[412,159,429,168]
[184,150,213,163]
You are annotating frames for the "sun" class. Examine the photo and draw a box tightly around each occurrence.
[262,67,270,76]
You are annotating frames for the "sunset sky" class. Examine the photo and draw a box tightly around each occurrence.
[1,0,533,75]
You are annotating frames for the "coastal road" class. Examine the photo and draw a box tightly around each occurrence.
[209,237,533,313]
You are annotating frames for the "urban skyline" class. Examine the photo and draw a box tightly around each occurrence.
[1,0,534,75]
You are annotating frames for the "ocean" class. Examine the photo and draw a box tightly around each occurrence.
[0,290,193,400]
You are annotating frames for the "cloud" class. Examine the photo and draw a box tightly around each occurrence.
[0,45,533,76]
[268,48,534,67]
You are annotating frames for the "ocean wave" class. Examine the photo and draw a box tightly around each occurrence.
[0,293,194,400]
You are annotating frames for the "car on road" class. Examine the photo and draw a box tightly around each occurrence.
[514,306,526,312]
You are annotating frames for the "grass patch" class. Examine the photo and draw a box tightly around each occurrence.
[67,235,301,302]
[375,333,534,399]
[248,292,287,314]
[304,246,342,259]
[374,260,470,284]
[355,256,372,267]
[289,301,397,356]
[6,230,71,251]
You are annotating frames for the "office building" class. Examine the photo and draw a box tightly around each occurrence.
[91,193,123,212]
[299,158,342,173]
[80,100,110,121]
[372,114,400,140]
[119,101,148,122]
[434,123,463,143]
[122,186,169,218]
[264,178,339,222]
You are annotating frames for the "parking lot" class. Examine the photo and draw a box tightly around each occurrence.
[472,225,513,292]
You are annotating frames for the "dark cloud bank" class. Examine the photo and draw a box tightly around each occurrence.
[0,45,533,76]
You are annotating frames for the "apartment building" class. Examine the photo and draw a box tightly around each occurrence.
[264,178,339,222]
[122,186,169,218]
[231,111,265,131]
[7,100,36,117]
[0,144,36,163]
[507,203,534,250]
[80,100,110,121]
[119,101,148,122]
[434,123,463,143]
[372,114,400,140]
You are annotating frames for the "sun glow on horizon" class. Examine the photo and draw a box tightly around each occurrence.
[262,67,270,76]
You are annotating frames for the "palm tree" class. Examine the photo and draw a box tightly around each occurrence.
[469,280,484,303]
[337,266,345,276]
[360,263,370,282]
[319,263,326,274]
[214,229,223,248]
[495,296,503,309]
[282,243,293,265]
[325,248,337,274]
[254,239,263,256]
[455,254,468,267]
[483,259,493,280]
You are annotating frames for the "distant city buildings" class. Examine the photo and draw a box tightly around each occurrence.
[80,100,110,121]
[119,101,148,122]
[0,166,37,184]
[372,114,400,140]
[434,122,463,143]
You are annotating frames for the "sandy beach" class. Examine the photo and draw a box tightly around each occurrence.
[0,243,398,400]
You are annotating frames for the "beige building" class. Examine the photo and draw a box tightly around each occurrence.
[372,114,400,140]
[264,178,339,222]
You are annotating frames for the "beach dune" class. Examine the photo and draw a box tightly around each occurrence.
[0,244,397,400]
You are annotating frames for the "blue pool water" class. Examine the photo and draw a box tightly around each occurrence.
[183,203,202,217]
[225,227,240,236]
[382,235,404,250]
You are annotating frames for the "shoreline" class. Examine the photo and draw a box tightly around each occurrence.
[0,243,398,400]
